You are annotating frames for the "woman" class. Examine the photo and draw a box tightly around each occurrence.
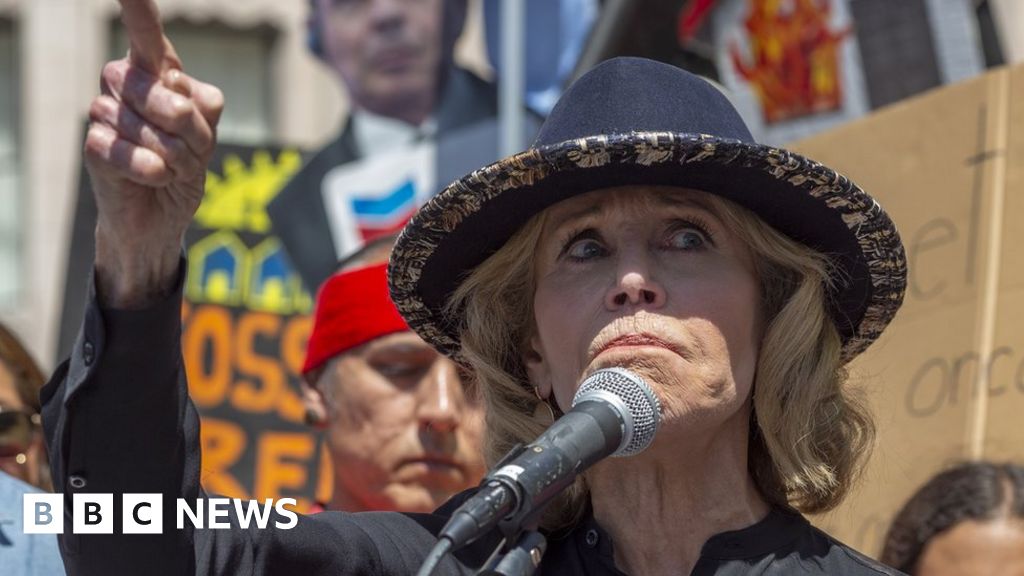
[881,462,1024,575]
[50,6,906,572]
[385,56,906,574]
[0,321,51,491]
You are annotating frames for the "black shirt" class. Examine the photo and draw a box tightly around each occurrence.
[41,263,904,575]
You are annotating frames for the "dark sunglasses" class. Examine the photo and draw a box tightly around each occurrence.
[0,408,40,457]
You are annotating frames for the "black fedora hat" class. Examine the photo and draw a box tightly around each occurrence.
[388,57,906,364]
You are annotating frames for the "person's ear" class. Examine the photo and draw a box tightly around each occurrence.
[522,334,552,400]
[300,375,329,429]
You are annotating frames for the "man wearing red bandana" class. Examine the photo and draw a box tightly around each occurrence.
[299,237,486,513]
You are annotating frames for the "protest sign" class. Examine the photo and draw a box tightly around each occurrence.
[60,145,332,512]
[794,64,1024,555]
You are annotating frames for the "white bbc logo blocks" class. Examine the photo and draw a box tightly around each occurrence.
[73,493,114,534]
[22,494,298,533]
[23,493,63,534]
[122,494,163,534]
[23,493,164,535]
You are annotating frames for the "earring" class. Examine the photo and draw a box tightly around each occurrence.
[532,386,556,425]
[304,408,324,427]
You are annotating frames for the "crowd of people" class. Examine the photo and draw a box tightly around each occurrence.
[1,0,1022,575]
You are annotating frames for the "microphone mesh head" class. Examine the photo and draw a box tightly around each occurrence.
[572,368,661,456]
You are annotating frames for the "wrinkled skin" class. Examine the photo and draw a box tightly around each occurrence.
[524,185,768,576]
[309,331,485,512]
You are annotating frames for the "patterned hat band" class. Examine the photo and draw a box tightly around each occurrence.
[387,58,906,365]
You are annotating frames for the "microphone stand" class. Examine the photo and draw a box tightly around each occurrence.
[477,529,547,576]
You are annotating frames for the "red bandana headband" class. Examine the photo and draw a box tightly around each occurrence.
[301,263,409,375]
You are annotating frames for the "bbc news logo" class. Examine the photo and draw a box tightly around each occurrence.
[23,494,299,534]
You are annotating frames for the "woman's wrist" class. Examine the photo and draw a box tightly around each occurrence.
[94,224,182,309]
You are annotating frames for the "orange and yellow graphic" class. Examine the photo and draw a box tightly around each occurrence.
[182,147,325,513]
[730,0,850,123]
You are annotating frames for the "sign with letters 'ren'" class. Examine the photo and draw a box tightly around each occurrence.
[792,64,1024,556]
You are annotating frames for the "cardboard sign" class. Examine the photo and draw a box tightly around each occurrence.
[792,64,1024,555]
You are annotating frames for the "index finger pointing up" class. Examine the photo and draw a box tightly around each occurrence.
[118,0,180,75]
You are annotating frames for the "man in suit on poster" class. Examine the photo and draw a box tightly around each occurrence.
[268,0,501,292]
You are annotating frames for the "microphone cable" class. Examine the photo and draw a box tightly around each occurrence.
[416,536,454,576]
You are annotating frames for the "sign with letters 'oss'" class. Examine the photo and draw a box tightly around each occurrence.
[59,144,335,512]
[793,64,1024,556]
[182,146,331,513]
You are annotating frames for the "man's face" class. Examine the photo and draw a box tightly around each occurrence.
[315,331,485,512]
[315,0,445,119]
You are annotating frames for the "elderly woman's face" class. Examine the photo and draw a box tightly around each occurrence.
[525,186,761,438]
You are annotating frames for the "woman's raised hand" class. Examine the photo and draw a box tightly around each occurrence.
[86,0,224,308]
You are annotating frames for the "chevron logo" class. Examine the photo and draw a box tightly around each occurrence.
[351,179,418,242]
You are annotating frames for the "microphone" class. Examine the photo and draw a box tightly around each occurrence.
[437,367,661,551]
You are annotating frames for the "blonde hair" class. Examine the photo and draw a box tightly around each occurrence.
[446,191,875,531]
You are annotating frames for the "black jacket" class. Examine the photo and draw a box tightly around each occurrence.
[42,263,904,576]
